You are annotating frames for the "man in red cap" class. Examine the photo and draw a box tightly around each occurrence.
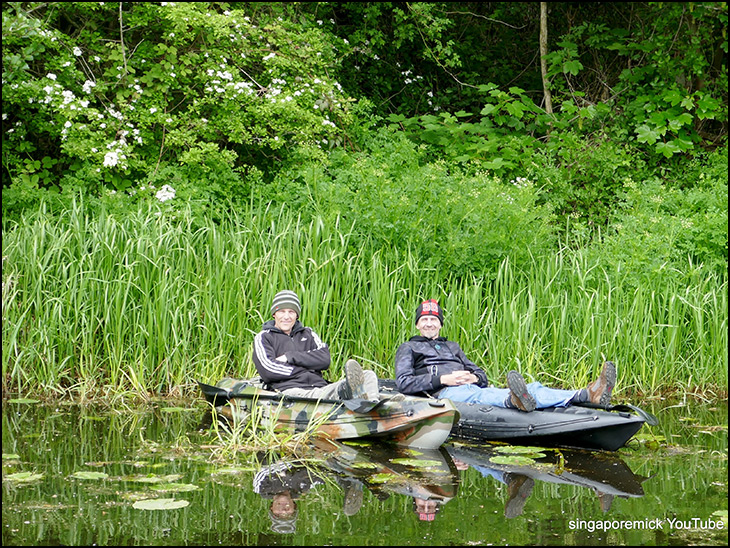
[395,300,616,411]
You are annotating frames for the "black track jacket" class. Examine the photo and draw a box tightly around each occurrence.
[252,319,331,391]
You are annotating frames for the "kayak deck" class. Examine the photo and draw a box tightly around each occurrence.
[377,378,649,451]
[198,379,459,450]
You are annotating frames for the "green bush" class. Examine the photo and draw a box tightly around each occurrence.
[586,146,728,285]
[2,2,358,216]
[277,129,556,278]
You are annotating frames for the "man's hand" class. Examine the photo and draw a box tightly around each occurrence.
[440,370,478,386]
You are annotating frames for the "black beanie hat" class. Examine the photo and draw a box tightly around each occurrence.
[415,299,444,325]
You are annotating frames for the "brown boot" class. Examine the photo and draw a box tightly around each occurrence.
[586,361,616,406]
[504,474,534,518]
[507,371,536,412]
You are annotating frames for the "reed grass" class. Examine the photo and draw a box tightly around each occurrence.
[2,199,727,400]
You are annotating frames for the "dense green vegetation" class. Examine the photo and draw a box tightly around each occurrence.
[2,2,727,399]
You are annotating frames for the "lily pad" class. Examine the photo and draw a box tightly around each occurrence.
[350,462,379,470]
[123,473,183,483]
[368,472,399,484]
[4,472,44,483]
[390,458,443,468]
[70,471,109,480]
[489,455,537,466]
[150,483,200,492]
[495,445,545,454]
[132,498,190,510]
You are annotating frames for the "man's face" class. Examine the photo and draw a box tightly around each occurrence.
[416,315,442,339]
[273,308,298,334]
[271,492,296,518]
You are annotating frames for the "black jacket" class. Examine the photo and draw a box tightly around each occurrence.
[395,336,489,395]
[252,320,331,391]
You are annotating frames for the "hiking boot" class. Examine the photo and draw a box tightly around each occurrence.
[343,359,368,400]
[596,491,614,513]
[586,361,616,406]
[504,474,534,518]
[342,481,364,516]
[506,370,536,412]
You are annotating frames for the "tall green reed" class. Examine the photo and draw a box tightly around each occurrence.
[2,199,726,399]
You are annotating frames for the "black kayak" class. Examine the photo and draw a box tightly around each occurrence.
[378,379,655,452]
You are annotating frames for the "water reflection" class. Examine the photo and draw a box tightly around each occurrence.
[445,443,648,518]
[3,400,726,546]
[251,436,649,531]
[252,439,460,533]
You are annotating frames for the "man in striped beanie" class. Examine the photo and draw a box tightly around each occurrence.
[253,289,380,401]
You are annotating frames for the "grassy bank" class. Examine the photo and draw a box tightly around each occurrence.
[2,200,727,401]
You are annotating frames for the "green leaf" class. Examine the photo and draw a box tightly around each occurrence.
[489,455,537,466]
[635,125,660,144]
[70,471,109,480]
[4,472,44,483]
[150,483,201,492]
[132,498,190,510]
[480,104,498,116]
[563,60,584,75]
[656,141,680,158]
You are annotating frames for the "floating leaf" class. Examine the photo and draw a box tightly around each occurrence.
[211,467,250,475]
[150,483,200,492]
[132,498,190,510]
[70,471,109,480]
[123,474,183,483]
[489,455,537,466]
[350,462,379,470]
[369,473,399,484]
[7,398,40,404]
[390,458,442,468]
[495,446,545,454]
[4,472,44,483]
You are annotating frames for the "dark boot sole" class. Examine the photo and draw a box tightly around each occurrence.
[507,370,536,412]
[598,361,616,406]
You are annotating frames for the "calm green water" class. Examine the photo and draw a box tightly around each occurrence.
[2,397,727,546]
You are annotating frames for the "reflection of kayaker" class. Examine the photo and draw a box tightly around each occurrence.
[253,459,325,534]
[313,438,459,518]
[447,443,649,518]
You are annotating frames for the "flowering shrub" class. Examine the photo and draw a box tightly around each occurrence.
[2,2,358,216]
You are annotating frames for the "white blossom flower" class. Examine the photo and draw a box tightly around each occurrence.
[73,47,82,56]
[103,151,119,167]
[156,184,176,202]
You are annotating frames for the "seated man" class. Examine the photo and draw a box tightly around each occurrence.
[253,289,379,401]
[395,300,616,412]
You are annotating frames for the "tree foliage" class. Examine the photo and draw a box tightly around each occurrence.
[2,1,727,277]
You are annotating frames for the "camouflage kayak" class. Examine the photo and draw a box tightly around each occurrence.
[198,378,459,450]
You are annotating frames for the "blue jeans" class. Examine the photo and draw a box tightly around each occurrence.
[438,382,577,409]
